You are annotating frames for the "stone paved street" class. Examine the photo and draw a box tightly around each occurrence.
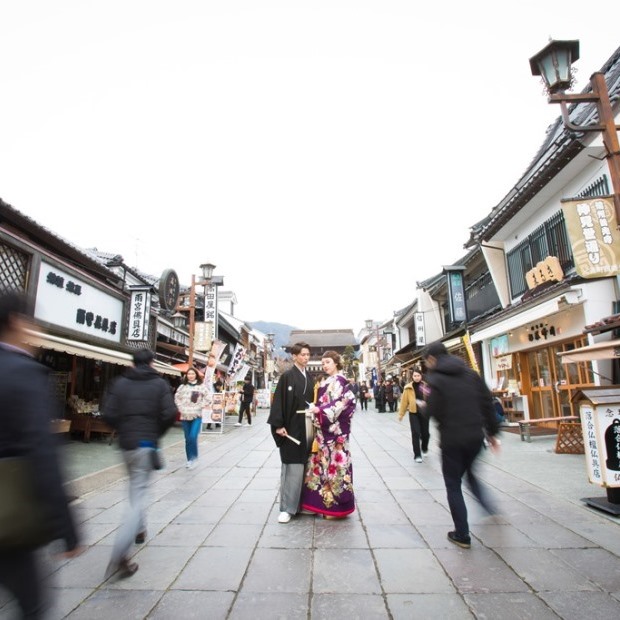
[2,404,620,619]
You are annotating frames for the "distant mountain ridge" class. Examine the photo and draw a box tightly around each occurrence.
[249,321,297,357]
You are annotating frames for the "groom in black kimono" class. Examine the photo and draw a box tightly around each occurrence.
[267,342,314,523]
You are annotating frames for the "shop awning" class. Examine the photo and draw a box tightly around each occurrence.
[559,339,620,363]
[470,291,582,344]
[152,360,182,377]
[23,329,181,377]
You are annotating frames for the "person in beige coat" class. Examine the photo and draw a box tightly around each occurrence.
[398,370,430,463]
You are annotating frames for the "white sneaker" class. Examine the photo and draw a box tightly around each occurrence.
[415,456,423,463]
[234,422,242,427]
[187,460,197,470]
[278,511,292,523]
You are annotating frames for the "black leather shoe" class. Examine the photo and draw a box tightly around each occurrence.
[447,531,471,549]
[135,531,146,544]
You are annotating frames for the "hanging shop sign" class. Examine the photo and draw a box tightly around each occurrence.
[227,343,246,379]
[495,355,513,371]
[35,261,123,343]
[205,283,219,340]
[443,265,467,327]
[414,312,426,346]
[127,286,152,341]
[562,196,620,278]
[525,256,564,290]
[194,321,212,352]
[233,362,251,384]
[158,269,180,312]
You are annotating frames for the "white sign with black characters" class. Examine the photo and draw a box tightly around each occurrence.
[127,286,152,341]
[204,283,218,339]
[35,260,124,343]
[414,312,426,346]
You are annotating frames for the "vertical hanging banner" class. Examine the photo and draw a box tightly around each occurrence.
[462,331,480,374]
[233,363,251,384]
[204,283,219,340]
[562,196,620,278]
[203,340,227,389]
[414,312,426,346]
[127,286,152,341]
[443,265,467,327]
[210,339,227,363]
[227,344,246,379]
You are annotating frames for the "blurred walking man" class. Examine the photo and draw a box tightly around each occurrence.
[0,292,82,618]
[423,341,500,548]
[102,349,176,578]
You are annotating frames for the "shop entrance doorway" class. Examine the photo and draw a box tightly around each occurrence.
[525,337,594,419]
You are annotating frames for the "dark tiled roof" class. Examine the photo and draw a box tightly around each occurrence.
[0,198,120,282]
[83,248,159,286]
[583,313,620,335]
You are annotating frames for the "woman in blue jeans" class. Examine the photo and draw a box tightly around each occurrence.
[174,367,205,469]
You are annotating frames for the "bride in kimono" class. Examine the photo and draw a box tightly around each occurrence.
[300,350,356,518]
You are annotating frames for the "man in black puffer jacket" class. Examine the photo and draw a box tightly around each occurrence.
[0,292,82,618]
[102,349,176,578]
[423,341,500,549]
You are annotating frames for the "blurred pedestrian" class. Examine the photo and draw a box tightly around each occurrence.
[236,375,255,426]
[174,367,205,469]
[102,349,177,578]
[348,377,360,408]
[359,381,370,411]
[385,378,396,412]
[374,380,385,412]
[0,292,82,618]
[392,379,401,409]
[267,342,314,524]
[423,341,500,549]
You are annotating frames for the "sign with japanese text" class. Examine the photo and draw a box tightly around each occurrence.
[562,196,620,278]
[227,343,246,378]
[127,286,151,341]
[35,261,123,343]
[525,256,564,290]
[204,283,219,339]
[444,266,467,326]
[194,321,212,352]
[414,312,426,346]
[579,402,620,487]
[494,355,512,372]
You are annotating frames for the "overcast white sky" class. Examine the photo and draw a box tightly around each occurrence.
[1,1,619,331]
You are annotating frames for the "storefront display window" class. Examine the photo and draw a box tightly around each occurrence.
[526,337,593,419]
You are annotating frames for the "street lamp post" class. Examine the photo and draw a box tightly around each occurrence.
[184,262,216,369]
[365,319,382,382]
[529,39,620,225]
